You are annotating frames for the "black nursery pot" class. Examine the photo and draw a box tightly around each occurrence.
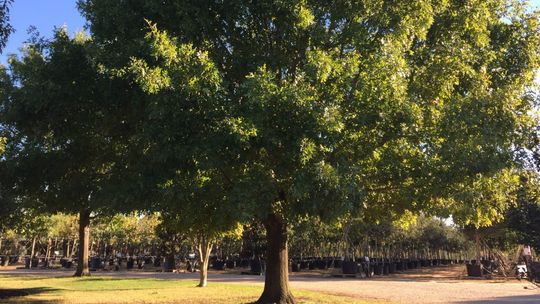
[342,260,358,274]
[126,258,134,269]
[226,260,236,269]
[466,263,482,277]
[163,256,175,272]
[383,263,390,275]
[388,262,396,274]
[60,258,73,268]
[240,259,250,268]
[213,260,226,270]
[89,257,101,270]
[291,262,300,272]
[374,263,383,275]
[250,259,264,274]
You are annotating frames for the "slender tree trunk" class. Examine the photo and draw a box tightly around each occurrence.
[74,209,91,277]
[65,239,71,258]
[257,213,295,304]
[29,236,37,268]
[72,240,79,258]
[475,230,481,263]
[11,238,19,263]
[45,238,52,267]
[342,221,352,261]
[63,239,68,257]
[197,236,213,287]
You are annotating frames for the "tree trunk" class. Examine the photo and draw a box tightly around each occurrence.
[475,230,481,263]
[12,238,19,262]
[257,213,295,304]
[72,239,78,258]
[197,236,213,287]
[29,236,37,268]
[74,209,91,277]
[45,238,52,268]
[65,239,71,258]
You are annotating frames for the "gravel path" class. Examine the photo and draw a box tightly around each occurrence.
[1,266,540,303]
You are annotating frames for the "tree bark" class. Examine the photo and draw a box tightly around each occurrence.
[197,236,213,287]
[74,209,91,277]
[45,238,52,268]
[72,239,78,258]
[11,237,19,262]
[29,236,37,268]
[257,213,296,304]
[475,229,481,263]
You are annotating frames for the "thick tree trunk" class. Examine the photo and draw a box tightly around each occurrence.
[74,209,91,277]
[257,213,295,304]
[197,236,213,287]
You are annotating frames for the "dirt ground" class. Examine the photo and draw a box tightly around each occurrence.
[1,264,540,303]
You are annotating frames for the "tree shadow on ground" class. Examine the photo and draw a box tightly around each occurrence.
[0,287,60,303]
[459,294,540,304]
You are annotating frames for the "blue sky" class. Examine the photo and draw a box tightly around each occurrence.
[1,0,85,64]
[2,0,540,65]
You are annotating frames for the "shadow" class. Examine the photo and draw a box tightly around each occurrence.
[66,277,125,282]
[0,287,59,299]
[459,294,540,303]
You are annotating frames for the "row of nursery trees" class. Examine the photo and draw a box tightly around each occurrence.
[0,213,161,262]
[1,1,540,303]
[2,212,465,260]
[0,212,494,264]
[3,209,540,271]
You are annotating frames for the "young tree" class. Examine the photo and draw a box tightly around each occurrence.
[159,209,242,287]
[78,1,540,303]
[147,138,244,287]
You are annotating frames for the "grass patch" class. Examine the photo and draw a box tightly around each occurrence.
[0,275,378,303]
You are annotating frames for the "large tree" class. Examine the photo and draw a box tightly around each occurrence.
[0,29,137,276]
[78,1,540,303]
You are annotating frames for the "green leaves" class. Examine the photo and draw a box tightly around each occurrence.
[2,0,534,241]
[0,136,5,155]
[0,0,13,53]
[443,169,521,228]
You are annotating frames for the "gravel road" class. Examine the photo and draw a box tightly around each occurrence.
[2,265,539,303]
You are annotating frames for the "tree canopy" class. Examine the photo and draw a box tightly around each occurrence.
[0,0,13,52]
[0,1,538,303]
